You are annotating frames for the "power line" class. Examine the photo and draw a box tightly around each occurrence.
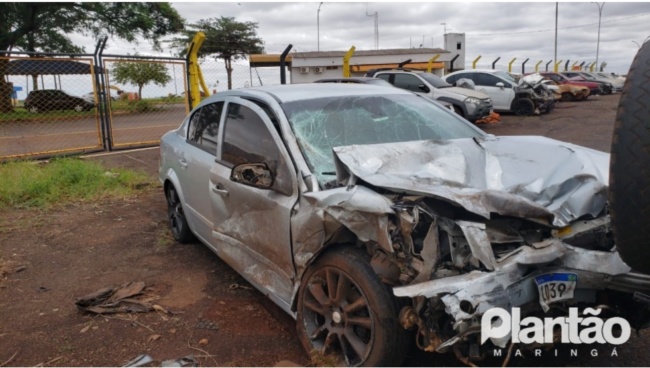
[468,12,650,36]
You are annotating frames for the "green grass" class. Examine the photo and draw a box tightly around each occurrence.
[0,157,156,209]
[0,109,95,122]
[0,96,185,122]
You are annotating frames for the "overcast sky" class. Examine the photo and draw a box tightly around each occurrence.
[76,1,650,74]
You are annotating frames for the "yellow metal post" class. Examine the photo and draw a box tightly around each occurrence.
[472,55,481,69]
[571,61,579,71]
[197,66,210,96]
[508,58,517,73]
[427,54,440,73]
[554,60,563,73]
[535,60,543,72]
[343,46,356,77]
[589,61,597,72]
[188,32,206,109]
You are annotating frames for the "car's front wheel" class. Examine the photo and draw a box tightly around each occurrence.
[165,184,194,243]
[74,104,85,112]
[512,97,535,116]
[296,248,408,366]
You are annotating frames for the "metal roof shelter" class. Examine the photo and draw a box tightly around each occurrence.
[4,59,104,75]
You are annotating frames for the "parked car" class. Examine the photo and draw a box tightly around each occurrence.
[314,77,393,87]
[316,77,455,112]
[541,79,590,101]
[159,83,649,366]
[539,72,602,95]
[562,72,614,94]
[364,68,492,122]
[594,72,625,91]
[443,69,554,115]
[82,91,117,103]
[24,89,95,113]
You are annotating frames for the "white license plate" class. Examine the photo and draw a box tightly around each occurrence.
[535,273,577,312]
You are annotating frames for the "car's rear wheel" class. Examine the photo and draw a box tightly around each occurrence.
[512,97,535,116]
[609,41,650,274]
[28,106,39,113]
[296,248,408,366]
[165,184,194,243]
[74,104,84,112]
[561,92,574,102]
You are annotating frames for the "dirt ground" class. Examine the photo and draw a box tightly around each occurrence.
[1,93,649,367]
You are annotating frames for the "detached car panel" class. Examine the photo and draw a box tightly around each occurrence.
[159,83,648,366]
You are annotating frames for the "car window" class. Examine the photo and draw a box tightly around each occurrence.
[393,74,424,92]
[376,74,391,83]
[187,102,223,155]
[283,94,484,183]
[445,73,468,85]
[419,73,452,88]
[547,74,562,82]
[221,103,291,194]
[474,73,508,88]
[492,71,517,84]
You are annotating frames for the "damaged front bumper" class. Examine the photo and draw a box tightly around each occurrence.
[393,235,635,351]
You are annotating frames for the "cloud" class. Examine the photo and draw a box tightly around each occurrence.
[65,2,650,74]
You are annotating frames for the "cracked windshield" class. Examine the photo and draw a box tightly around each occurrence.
[283,94,483,183]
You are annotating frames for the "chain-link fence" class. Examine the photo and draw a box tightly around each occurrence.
[1,48,287,160]
[1,56,103,159]
[101,57,189,149]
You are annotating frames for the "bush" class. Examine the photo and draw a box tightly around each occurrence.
[128,100,151,112]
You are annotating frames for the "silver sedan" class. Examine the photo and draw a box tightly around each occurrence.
[159,84,646,366]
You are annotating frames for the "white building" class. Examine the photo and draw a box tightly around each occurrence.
[249,33,466,84]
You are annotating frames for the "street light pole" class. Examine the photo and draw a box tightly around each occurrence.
[592,2,605,71]
[317,2,323,51]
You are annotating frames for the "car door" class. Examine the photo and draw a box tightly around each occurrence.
[181,101,225,242]
[473,73,514,111]
[208,97,297,309]
[393,73,431,96]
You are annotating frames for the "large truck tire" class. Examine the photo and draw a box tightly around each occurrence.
[609,41,650,274]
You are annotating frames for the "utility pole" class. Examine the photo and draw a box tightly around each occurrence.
[441,22,447,35]
[317,2,323,51]
[366,9,379,49]
[592,2,605,71]
[554,3,558,70]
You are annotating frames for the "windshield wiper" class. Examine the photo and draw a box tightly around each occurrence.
[321,171,337,175]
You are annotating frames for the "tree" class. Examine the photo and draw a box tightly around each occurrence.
[0,3,184,112]
[112,60,171,99]
[174,17,264,90]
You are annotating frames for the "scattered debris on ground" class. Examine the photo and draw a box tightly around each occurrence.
[475,111,501,124]
[75,281,169,315]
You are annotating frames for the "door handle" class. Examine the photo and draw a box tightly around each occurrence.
[179,159,188,168]
[212,184,229,197]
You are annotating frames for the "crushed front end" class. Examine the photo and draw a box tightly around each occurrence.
[322,136,650,363]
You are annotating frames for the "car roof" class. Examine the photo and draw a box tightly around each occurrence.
[202,83,413,104]
[315,77,382,83]
[447,69,501,75]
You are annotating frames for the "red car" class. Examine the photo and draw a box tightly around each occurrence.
[539,72,603,95]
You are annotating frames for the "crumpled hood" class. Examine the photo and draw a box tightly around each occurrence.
[333,136,609,227]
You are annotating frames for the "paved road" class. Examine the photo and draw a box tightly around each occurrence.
[0,104,186,158]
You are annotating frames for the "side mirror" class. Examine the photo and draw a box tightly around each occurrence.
[496,82,505,88]
[230,163,274,189]
[418,84,430,93]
